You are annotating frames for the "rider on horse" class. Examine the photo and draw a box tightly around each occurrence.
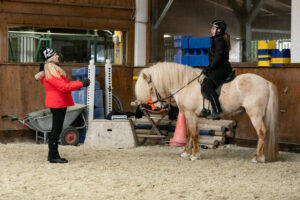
[202,19,233,119]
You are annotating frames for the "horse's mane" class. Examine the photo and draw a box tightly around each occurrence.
[135,62,202,101]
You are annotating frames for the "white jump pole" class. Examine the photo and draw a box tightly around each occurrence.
[87,59,95,125]
[105,59,112,116]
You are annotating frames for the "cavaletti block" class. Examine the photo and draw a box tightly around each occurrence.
[257,40,276,67]
[271,49,291,67]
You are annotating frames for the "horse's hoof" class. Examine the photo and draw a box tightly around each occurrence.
[251,158,258,163]
[181,152,189,158]
[257,155,265,163]
[190,155,200,161]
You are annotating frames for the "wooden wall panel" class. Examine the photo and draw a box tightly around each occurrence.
[0,14,8,63]
[1,64,300,146]
[2,1,133,20]
[6,13,132,30]
[8,0,135,9]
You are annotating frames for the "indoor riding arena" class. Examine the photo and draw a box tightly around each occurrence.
[0,1,299,200]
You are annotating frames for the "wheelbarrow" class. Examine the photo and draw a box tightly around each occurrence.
[2,104,87,145]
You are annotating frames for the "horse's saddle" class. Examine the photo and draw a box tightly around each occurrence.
[201,70,236,99]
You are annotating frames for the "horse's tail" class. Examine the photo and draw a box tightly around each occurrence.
[264,82,279,162]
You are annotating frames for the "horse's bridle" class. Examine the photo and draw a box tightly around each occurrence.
[146,71,204,108]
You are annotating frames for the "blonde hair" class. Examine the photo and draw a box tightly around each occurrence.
[44,57,66,79]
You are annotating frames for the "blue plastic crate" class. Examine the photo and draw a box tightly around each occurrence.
[258,57,271,61]
[174,50,183,64]
[94,107,105,119]
[71,90,79,103]
[270,49,290,58]
[189,55,209,67]
[72,89,103,108]
[80,81,100,90]
[174,35,183,40]
[80,67,100,77]
[189,37,211,49]
[72,69,82,80]
[257,49,272,56]
[95,81,100,90]
[72,67,100,80]
[79,128,87,143]
[94,89,103,108]
[182,55,189,65]
[174,40,181,48]
[72,90,87,105]
[181,38,189,49]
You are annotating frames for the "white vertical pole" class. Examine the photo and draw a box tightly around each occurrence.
[291,0,300,63]
[134,0,148,66]
[87,59,95,124]
[105,59,112,116]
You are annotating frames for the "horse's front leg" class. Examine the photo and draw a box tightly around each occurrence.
[181,130,192,158]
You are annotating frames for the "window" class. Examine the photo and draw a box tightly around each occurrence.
[8,27,126,64]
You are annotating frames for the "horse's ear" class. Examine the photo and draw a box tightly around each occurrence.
[142,73,148,81]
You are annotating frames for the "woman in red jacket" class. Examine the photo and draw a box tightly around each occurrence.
[35,47,90,163]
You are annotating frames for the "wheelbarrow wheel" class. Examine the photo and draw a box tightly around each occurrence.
[60,126,80,146]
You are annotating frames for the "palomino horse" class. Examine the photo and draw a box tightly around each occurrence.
[135,62,279,162]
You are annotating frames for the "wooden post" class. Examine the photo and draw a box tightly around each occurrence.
[0,13,8,63]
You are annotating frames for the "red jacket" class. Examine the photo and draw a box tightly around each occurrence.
[39,75,83,108]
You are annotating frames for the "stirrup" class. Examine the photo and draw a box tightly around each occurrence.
[206,112,223,120]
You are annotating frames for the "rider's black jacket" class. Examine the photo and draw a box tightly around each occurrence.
[206,34,232,86]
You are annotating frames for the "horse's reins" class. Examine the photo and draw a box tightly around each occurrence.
[148,71,204,105]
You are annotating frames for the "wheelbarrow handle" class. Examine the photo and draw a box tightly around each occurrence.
[1,115,18,121]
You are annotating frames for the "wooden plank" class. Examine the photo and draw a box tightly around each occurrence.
[126,23,135,66]
[133,117,172,125]
[2,1,133,20]
[197,124,226,132]
[198,135,225,144]
[198,118,237,128]
[9,0,135,9]
[135,129,168,135]
[6,13,133,30]
[0,14,8,63]
[136,134,165,138]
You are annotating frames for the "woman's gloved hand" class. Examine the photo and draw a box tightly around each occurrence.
[81,79,90,87]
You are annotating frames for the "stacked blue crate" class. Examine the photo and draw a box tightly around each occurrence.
[174,36,211,67]
[71,67,105,143]
[173,36,191,64]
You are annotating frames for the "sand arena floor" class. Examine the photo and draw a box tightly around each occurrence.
[0,142,299,200]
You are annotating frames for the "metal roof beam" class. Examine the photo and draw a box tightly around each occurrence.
[153,0,174,29]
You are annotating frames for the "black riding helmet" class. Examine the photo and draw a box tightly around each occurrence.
[211,19,227,34]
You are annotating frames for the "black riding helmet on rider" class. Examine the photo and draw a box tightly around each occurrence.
[211,19,227,36]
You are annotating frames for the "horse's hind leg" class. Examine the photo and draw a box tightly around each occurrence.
[247,113,267,163]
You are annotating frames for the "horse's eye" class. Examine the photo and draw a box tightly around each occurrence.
[150,88,154,94]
